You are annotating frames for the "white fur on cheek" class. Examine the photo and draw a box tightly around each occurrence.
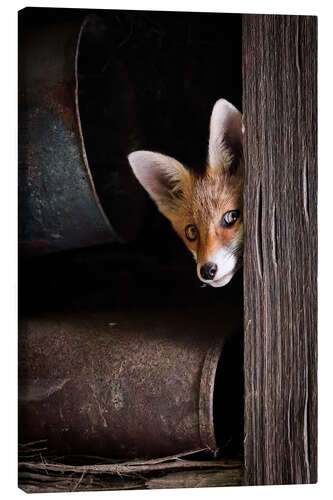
[210,246,237,279]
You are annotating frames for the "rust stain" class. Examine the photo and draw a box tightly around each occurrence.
[25,147,42,187]
[20,240,49,248]
[39,81,75,129]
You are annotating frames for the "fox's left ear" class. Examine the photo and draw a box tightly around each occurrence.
[208,99,243,172]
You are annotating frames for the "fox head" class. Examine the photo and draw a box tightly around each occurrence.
[128,99,243,287]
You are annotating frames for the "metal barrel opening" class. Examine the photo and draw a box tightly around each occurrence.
[18,311,242,459]
[76,15,146,243]
[199,337,244,457]
[18,12,145,256]
[213,337,244,456]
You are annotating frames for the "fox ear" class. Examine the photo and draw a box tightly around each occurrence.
[128,151,190,215]
[208,99,243,172]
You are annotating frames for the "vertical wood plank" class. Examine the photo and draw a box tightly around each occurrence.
[242,15,317,485]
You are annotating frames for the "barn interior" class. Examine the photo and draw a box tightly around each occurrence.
[18,8,244,491]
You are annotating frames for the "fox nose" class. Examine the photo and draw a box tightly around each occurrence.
[200,262,217,281]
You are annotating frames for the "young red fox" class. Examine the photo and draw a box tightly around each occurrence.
[128,99,243,287]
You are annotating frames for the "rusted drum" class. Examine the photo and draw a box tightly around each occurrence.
[19,12,145,255]
[19,311,242,458]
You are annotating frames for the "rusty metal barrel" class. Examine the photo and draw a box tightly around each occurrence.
[19,11,145,255]
[19,311,242,459]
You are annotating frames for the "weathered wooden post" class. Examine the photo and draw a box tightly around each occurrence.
[242,14,317,485]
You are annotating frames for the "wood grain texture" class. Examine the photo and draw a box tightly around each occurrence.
[242,15,317,485]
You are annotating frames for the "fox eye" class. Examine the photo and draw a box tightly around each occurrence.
[222,210,240,228]
[185,224,198,242]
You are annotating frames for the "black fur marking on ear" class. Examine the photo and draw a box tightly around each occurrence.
[229,150,243,176]
[229,162,238,176]
[173,188,184,199]
[224,131,243,176]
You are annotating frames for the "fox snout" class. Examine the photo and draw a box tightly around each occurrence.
[197,259,239,288]
[128,98,244,288]
[200,262,217,281]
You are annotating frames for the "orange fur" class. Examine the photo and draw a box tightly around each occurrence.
[167,161,243,264]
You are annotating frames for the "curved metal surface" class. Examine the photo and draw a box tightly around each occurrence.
[199,342,224,452]
[18,12,144,255]
[18,311,234,459]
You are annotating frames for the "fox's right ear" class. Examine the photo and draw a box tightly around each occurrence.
[128,151,190,216]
